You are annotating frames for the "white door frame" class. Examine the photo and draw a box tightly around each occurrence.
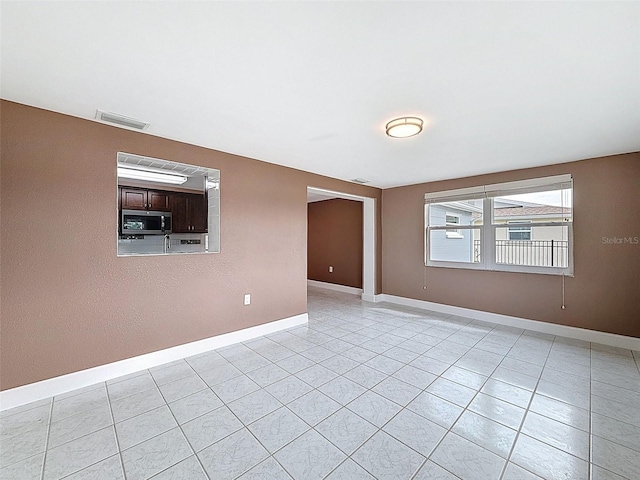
[307,187,376,302]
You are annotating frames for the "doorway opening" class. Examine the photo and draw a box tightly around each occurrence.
[306,187,376,302]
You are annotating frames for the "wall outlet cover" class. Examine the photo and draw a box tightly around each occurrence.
[244,294,251,305]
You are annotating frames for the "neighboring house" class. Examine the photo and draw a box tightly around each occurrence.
[429,199,571,267]
[429,202,481,263]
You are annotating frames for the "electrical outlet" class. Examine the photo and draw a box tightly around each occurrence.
[329,266,333,273]
[244,294,251,305]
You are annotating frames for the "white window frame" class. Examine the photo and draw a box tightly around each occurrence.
[424,175,573,276]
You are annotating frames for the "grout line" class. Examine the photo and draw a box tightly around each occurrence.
[38,399,55,480]
[589,342,593,480]
[497,334,554,480]
[320,312,500,478]
[105,380,128,480]
[25,386,127,480]
[281,307,469,478]
[589,393,640,429]
[10,291,638,480]
[163,350,345,478]
[0,398,51,420]
[185,348,320,478]
[262,318,428,475]
[416,327,528,480]
[149,366,211,480]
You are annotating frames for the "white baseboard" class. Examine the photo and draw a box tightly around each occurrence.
[307,279,363,295]
[0,313,308,412]
[361,293,377,303]
[374,294,640,351]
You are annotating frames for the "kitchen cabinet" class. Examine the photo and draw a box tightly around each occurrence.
[171,193,208,233]
[120,187,170,211]
[119,187,207,232]
[147,191,171,211]
[170,195,188,232]
[120,187,146,210]
[189,194,207,232]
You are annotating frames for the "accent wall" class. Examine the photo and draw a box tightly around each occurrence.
[0,101,382,390]
[382,152,640,338]
[308,199,363,289]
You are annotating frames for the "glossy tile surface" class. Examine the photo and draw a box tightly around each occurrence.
[451,409,517,458]
[430,432,505,479]
[315,408,377,455]
[43,426,118,479]
[2,287,639,479]
[274,429,345,480]
[247,407,309,453]
[121,427,192,480]
[352,431,425,479]
[511,434,589,480]
[197,428,268,480]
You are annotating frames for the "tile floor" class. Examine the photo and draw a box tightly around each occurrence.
[2,287,640,479]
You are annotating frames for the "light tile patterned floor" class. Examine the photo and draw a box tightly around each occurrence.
[2,287,640,479]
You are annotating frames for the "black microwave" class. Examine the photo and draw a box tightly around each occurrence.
[121,209,172,235]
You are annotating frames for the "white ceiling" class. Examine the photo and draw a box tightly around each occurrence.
[2,2,639,188]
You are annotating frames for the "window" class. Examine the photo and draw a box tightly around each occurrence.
[508,221,531,240]
[445,213,464,238]
[426,198,483,264]
[425,175,572,275]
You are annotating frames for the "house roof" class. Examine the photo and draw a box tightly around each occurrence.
[469,205,572,220]
[495,206,572,217]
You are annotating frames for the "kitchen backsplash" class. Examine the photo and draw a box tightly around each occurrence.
[117,233,208,256]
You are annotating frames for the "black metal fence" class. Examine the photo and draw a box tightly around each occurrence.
[474,240,569,267]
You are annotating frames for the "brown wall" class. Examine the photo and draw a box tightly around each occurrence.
[382,152,640,338]
[0,101,382,390]
[308,199,363,288]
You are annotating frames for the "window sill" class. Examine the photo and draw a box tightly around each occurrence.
[426,261,574,277]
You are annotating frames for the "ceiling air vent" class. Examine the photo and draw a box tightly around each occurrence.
[95,110,150,130]
[351,178,370,184]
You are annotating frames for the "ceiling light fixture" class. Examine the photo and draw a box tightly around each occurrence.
[385,116,423,138]
[117,167,187,185]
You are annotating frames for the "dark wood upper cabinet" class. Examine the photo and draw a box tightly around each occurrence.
[189,194,208,232]
[119,187,207,233]
[170,194,189,233]
[120,187,147,210]
[171,193,207,233]
[120,187,171,211]
[147,191,171,211]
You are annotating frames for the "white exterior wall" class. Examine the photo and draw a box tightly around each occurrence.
[493,217,569,267]
[494,219,565,241]
[429,205,476,263]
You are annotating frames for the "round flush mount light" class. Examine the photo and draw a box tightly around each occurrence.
[385,116,424,138]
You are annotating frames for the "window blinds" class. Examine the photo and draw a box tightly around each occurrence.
[484,174,573,198]
[424,174,572,203]
[424,185,485,203]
